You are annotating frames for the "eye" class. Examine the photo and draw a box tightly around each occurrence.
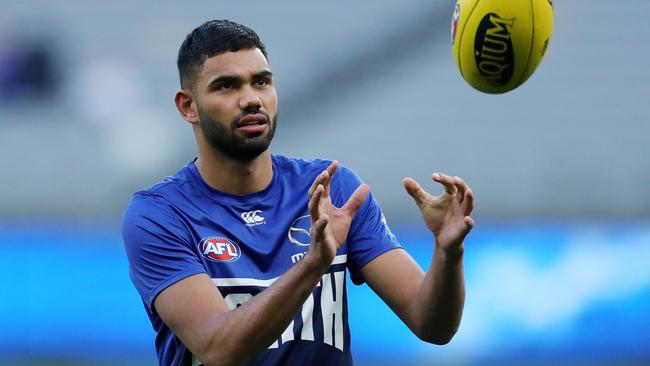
[219,82,233,90]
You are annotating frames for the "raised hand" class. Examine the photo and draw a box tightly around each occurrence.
[403,173,474,253]
[306,161,369,270]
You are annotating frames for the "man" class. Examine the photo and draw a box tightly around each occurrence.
[122,19,474,366]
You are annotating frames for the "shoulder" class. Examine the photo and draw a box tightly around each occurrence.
[272,154,331,175]
[121,191,175,233]
[272,154,360,181]
[122,162,196,234]
[121,190,194,256]
[124,161,196,213]
[123,191,171,222]
[137,162,195,198]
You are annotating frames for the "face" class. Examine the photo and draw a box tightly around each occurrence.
[192,48,278,162]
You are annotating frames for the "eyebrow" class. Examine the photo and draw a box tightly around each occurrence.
[206,70,273,90]
[254,70,273,79]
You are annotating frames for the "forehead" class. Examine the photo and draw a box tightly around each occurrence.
[198,48,270,82]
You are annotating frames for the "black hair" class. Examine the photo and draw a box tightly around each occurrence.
[177,19,268,89]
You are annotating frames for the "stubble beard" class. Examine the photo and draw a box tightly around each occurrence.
[198,108,278,163]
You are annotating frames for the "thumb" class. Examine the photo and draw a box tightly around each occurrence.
[403,177,428,205]
[342,183,369,216]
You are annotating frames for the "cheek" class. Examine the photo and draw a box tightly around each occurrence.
[263,89,278,112]
[203,98,238,120]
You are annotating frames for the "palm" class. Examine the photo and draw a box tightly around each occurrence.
[419,195,451,234]
[307,161,369,265]
[321,201,353,249]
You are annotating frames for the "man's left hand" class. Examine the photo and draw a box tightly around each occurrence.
[403,173,474,253]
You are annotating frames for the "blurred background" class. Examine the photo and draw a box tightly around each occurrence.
[1,0,649,365]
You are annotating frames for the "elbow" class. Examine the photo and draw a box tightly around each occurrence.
[414,325,458,345]
[192,350,225,366]
[198,351,246,366]
[421,333,454,345]
[411,312,463,345]
[194,336,249,366]
[417,332,454,345]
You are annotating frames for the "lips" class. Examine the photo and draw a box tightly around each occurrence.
[236,113,269,134]
[237,113,269,127]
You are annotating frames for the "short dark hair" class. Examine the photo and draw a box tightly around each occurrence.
[177,19,268,90]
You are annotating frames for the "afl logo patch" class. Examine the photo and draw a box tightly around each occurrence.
[199,237,241,262]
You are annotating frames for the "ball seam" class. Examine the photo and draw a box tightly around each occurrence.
[514,0,536,89]
[457,0,481,82]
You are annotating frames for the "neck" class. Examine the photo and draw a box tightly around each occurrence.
[195,147,273,196]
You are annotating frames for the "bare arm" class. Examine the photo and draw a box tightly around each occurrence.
[361,173,473,344]
[361,245,464,344]
[155,255,326,366]
[154,161,369,365]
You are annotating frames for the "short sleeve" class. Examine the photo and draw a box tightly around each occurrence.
[334,166,402,285]
[122,194,206,311]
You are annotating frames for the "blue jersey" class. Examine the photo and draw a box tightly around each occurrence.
[122,155,401,366]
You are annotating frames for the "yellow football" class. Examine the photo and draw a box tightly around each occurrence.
[451,0,554,94]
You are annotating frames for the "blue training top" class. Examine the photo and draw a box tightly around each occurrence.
[122,155,401,366]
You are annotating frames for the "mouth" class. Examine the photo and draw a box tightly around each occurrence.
[236,113,269,134]
[237,113,268,126]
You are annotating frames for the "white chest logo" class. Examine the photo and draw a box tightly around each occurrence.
[241,210,265,226]
[288,215,311,246]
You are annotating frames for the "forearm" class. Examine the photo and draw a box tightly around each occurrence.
[410,243,465,344]
[201,253,327,365]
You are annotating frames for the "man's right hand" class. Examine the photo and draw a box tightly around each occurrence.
[305,161,369,271]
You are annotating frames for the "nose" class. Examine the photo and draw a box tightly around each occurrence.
[238,85,262,110]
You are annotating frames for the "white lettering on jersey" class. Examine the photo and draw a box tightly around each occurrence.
[320,271,345,351]
[280,319,295,345]
[300,293,315,341]
[291,252,306,264]
[223,293,253,309]
[210,254,348,352]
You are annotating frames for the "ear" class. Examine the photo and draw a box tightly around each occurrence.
[174,89,199,124]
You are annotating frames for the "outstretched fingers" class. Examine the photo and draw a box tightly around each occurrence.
[456,176,474,231]
[308,184,324,221]
[449,175,474,216]
[308,170,328,198]
[437,173,475,230]
[323,160,338,197]
[461,186,474,217]
[454,176,467,202]
[432,173,458,195]
[307,161,339,199]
